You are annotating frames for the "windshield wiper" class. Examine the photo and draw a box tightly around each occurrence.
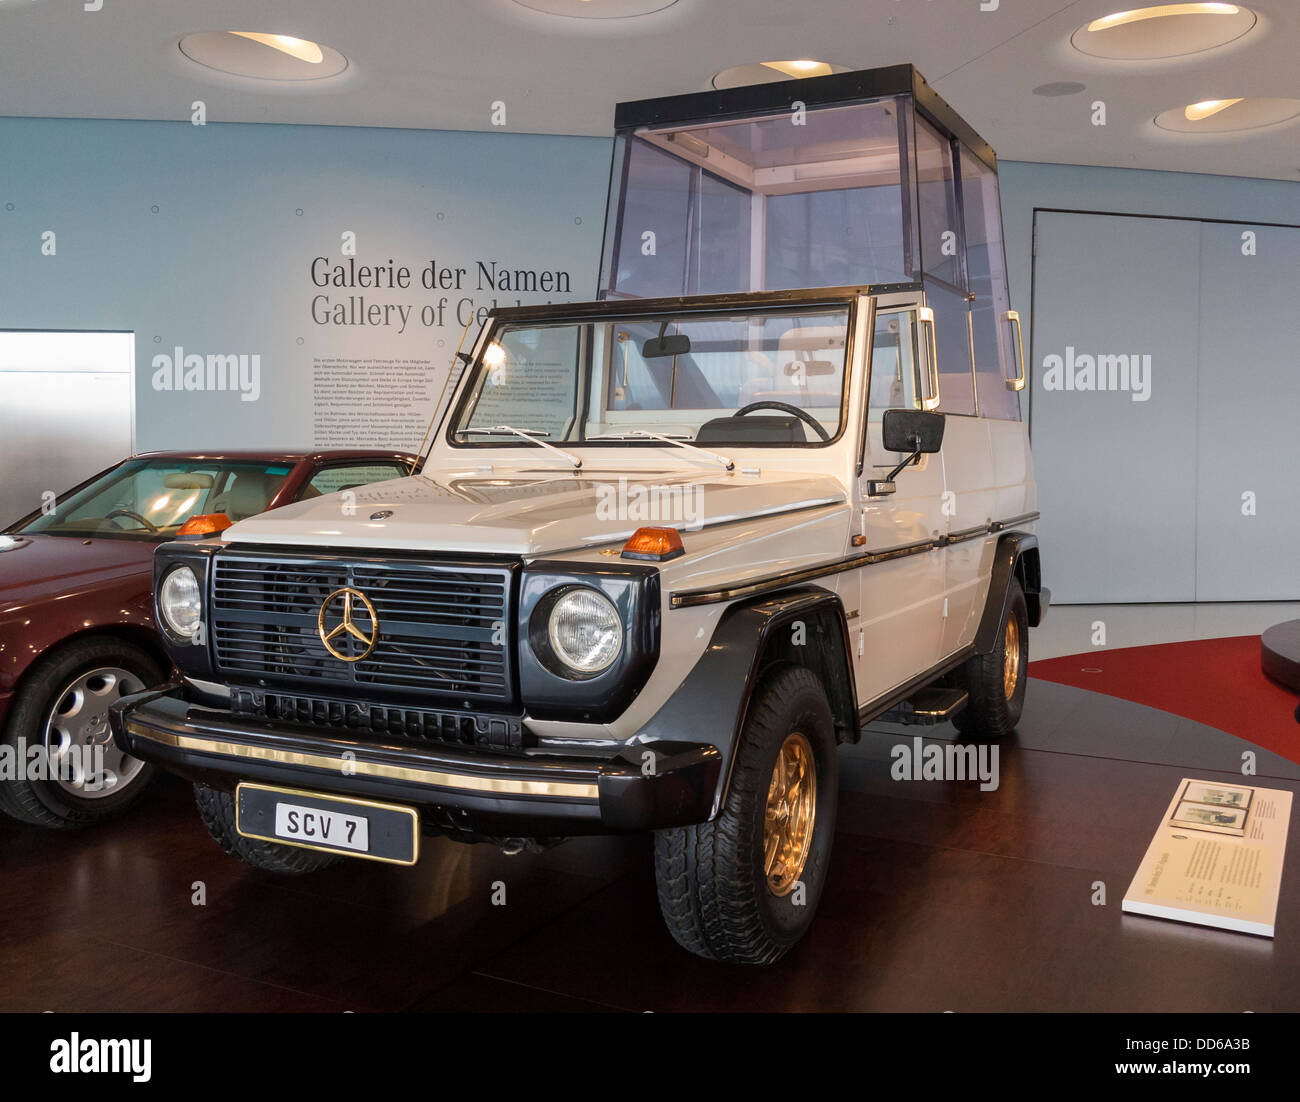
[460,425,582,470]
[595,429,734,472]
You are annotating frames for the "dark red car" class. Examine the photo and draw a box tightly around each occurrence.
[0,448,417,828]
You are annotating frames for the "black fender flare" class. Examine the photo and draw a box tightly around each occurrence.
[973,532,1048,654]
[630,586,857,820]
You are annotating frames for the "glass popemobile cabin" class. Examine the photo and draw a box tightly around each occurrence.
[112,65,1046,964]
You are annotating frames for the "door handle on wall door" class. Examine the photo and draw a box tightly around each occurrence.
[917,306,941,411]
[1005,309,1026,391]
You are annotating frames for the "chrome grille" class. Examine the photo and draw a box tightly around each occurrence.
[209,551,516,705]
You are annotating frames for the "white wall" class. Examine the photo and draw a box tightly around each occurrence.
[998,161,1300,603]
[0,118,611,454]
[999,160,1300,391]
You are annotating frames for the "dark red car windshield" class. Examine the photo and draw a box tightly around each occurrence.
[18,459,293,541]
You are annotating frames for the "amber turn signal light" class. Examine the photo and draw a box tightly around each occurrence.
[621,526,685,562]
[176,513,234,539]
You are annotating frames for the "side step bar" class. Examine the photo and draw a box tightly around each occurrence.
[877,686,968,726]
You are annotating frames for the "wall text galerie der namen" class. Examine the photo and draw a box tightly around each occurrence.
[309,257,574,334]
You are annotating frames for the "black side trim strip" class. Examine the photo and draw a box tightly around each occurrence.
[669,511,1039,609]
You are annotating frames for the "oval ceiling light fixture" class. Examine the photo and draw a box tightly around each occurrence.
[509,0,679,18]
[1155,96,1300,133]
[178,31,348,81]
[1088,2,1239,30]
[1183,97,1243,120]
[229,33,324,65]
[1071,3,1257,60]
[713,60,850,90]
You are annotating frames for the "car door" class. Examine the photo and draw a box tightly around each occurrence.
[852,300,947,705]
[939,415,997,657]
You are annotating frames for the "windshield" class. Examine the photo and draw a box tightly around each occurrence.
[17,459,293,540]
[449,304,852,449]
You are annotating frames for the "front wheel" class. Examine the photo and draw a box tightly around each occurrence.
[952,578,1029,742]
[0,636,163,828]
[653,665,838,964]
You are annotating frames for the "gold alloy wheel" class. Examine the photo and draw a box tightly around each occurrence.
[763,732,817,897]
[1003,614,1021,700]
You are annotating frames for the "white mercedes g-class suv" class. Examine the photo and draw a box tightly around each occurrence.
[113,65,1047,964]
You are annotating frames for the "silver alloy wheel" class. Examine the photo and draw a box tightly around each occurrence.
[43,666,147,799]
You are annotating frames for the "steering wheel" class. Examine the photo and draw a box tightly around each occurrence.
[105,508,159,534]
[733,400,830,442]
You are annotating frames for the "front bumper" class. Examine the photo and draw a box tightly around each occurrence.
[109,685,720,837]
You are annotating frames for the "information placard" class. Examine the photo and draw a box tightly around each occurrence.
[1122,778,1293,937]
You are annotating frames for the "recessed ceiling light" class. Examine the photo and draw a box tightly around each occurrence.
[229,33,324,65]
[1184,97,1242,120]
[1072,3,1256,60]
[509,0,679,17]
[1155,97,1300,133]
[761,60,834,78]
[1088,3,1240,32]
[178,31,347,81]
[713,61,850,90]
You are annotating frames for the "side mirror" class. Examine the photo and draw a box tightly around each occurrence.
[882,408,945,454]
[869,409,947,497]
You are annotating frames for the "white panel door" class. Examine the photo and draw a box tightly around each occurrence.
[1030,212,1201,603]
[0,332,134,527]
[1194,222,1300,600]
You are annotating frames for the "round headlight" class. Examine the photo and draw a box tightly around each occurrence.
[546,587,623,676]
[159,566,202,638]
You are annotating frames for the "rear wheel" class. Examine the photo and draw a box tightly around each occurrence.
[0,636,163,828]
[952,578,1028,742]
[194,783,340,875]
[653,666,838,964]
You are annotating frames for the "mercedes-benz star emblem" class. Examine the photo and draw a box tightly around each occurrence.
[369,510,394,520]
[317,587,380,662]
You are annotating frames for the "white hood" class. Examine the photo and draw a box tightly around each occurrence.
[224,466,846,556]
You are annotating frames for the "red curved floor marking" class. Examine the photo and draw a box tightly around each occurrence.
[1029,635,1300,766]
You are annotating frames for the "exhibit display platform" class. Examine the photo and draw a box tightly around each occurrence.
[1262,619,1300,694]
[4,678,1295,1014]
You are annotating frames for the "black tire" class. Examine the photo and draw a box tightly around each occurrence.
[653,665,838,964]
[0,636,164,829]
[952,578,1029,742]
[194,783,341,875]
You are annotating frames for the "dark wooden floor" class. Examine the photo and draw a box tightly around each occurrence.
[2,679,1297,1012]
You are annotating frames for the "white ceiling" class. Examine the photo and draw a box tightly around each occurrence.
[2,0,1299,182]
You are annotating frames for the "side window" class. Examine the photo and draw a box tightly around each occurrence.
[959,145,1020,421]
[867,309,923,420]
[609,139,692,298]
[915,116,975,416]
[300,463,407,499]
